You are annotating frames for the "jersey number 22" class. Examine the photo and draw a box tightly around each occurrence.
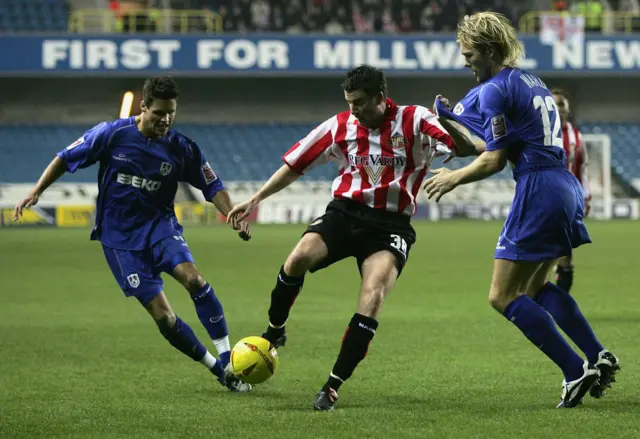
[533,95,563,149]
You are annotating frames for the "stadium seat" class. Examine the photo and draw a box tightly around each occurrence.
[0,123,638,186]
[0,0,68,31]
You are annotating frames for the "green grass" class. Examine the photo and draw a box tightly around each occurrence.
[1,221,639,438]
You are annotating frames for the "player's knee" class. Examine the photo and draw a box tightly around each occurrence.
[156,313,177,333]
[285,250,313,276]
[487,289,516,313]
[285,244,320,276]
[557,256,572,268]
[182,273,206,294]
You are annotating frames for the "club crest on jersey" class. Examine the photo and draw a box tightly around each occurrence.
[202,162,217,184]
[159,162,172,176]
[390,135,406,149]
[127,273,140,288]
[453,103,464,115]
[491,114,507,139]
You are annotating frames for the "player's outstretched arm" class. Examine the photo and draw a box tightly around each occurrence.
[13,156,67,221]
[438,118,485,157]
[227,164,300,223]
[422,149,508,202]
[210,189,252,241]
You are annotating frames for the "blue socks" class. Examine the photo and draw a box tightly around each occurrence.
[158,316,225,381]
[158,316,207,361]
[504,295,584,381]
[535,282,604,364]
[191,283,231,367]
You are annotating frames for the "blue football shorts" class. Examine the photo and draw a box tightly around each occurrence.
[102,235,195,305]
[495,169,592,261]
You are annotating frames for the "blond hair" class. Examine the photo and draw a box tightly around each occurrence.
[457,12,525,67]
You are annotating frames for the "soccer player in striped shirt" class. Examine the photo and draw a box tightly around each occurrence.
[551,88,591,293]
[228,65,477,411]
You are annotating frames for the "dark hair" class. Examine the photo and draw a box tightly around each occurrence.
[551,88,569,100]
[341,65,387,98]
[143,76,179,107]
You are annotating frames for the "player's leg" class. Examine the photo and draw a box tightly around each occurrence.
[144,291,226,383]
[101,245,227,387]
[261,232,329,346]
[555,255,574,293]
[529,262,620,399]
[490,258,599,407]
[313,250,399,411]
[531,174,620,398]
[172,261,232,367]
[262,209,350,347]
[156,236,251,392]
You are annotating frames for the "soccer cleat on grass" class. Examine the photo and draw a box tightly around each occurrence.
[590,350,620,399]
[556,361,600,408]
[313,388,338,411]
[222,364,252,392]
[262,326,287,349]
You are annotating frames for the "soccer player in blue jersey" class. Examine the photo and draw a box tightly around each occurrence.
[13,77,253,393]
[423,13,620,408]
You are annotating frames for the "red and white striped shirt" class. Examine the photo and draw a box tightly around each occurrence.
[562,121,591,201]
[283,99,454,216]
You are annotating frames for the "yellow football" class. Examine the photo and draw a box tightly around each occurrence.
[230,336,279,385]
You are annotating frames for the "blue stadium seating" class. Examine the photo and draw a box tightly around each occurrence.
[0,123,638,186]
[0,0,68,32]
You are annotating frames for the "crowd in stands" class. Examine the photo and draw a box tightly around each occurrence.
[205,0,520,34]
[105,0,639,34]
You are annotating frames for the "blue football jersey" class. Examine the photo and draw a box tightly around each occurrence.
[57,117,224,250]
[437,68,566,174]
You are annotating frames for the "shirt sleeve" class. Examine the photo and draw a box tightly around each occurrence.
[282,115,338,175]
[56,122,111,172]
[479,83,520,151]
[182,139,225,201]
[416,106,454,155]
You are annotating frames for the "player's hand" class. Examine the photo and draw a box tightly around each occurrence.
[233,219,252,241]
[433,95,452,116]
[584,199,591,218]
[422,168,458,202]
[227,198,259,224]
[13,190,40,221]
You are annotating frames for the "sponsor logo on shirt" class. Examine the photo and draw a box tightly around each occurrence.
[116,173,161,191]
[348,154,407,185]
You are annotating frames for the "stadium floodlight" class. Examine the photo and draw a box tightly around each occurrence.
[120,91,134,118]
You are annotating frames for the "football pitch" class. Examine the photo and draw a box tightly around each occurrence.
[1,221,639,438]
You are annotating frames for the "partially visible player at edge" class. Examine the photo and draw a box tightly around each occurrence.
[551,88,592,293]
[13,77,253,393]
[425,12,619,408]
[227,65,476,411]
